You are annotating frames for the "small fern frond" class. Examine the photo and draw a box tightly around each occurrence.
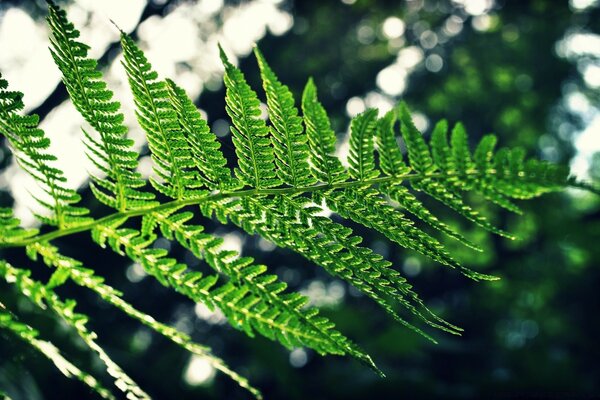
[0,306,114,400]
[0,260,150,399]
[0,208,38,244]
[383,184,483,252]
[253,47,315,188]
[0,74,89,228]
[450,122,474,174]
[398,103,515,239]
[93,218,354,363]
[165,79,237,191]
[397,102,569,238]
[220,46,280,189]
[397,103,437,175]
[25,241,261,399]
[470,134,523,214]
[430,119,455,173]
[280,196,462,335]
[46,2,153,212]
[375,110,410,177]
[430,121,524,214]
[120,33,202,199]
[376,113,482,250]
[143,209,374,370]
[203,195,462,344]
[301,78,348,185]
[348,108,379,181]
[323,188,498,282]
[492,147,568,198]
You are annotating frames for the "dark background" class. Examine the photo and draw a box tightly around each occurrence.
[1,0,599,399]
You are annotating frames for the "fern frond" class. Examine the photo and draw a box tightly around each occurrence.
[0,74,90,228]
[348,109,379,181]
[1,7,592,394]
[430,119,452,171]
[148,207,379,372]
[285,196,462,336]
[25,241,262,399]
[165,79,237,191]
[0,307,114,400]
[0,260,150,399]
[470,134,523,214]
[38,21,261,391]
[207,195,425,348]
[120,33,202,199]
[323,188,498,282]
[492,147,568,198]
[383,184,483,252]
[397,103,436,175]
[431,121,518,216]
[374,110,411,177]
[0,208,38,244]
[220,46,280,189]
[92,218,358,363]
[326,108,490,279]
[450,122,474,174]
[403,104,567,235]
[119,43,365,368]
[254,47,315,188]
[46,2,154,211]
[202,195,461,343]
[397,103,515,239]
[301,78,348,185]
[376,112,482,251]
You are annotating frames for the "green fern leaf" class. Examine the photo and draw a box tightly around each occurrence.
[301,78,348,184]
[375,111,482,250]
[165,79,237,191]
[465,133,523,213]
[414,179,516,239]
[254,47,315,188]
[202,195,461,343]
[384,184,483,252]
[430,119,454,172]
[26,241,262,399]
[0,260,150,399]
[120,33,202,199]
[47,2,153,211]
[0,5,594,395]
[220,46,280,189]
[0,208,38,244]
[398,102,436,174]
[375,110,410,176]
[449,122,475,176]
[0,308,114,399]
[348,108,379,181]
[398,102,514,239]
[93,218,355,361]
[144,209,372,369]
[493,147,568,198]
[323,188,498,281]
[0,74,90,228]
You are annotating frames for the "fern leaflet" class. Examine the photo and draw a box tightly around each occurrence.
[47,1,153,211]
[220,46,280,189]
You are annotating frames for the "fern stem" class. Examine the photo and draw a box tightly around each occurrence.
[2,169,582,248]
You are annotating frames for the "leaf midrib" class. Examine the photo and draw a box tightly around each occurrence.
[0,169,514,248]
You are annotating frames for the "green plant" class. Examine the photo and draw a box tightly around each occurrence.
[0,2,596,399]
